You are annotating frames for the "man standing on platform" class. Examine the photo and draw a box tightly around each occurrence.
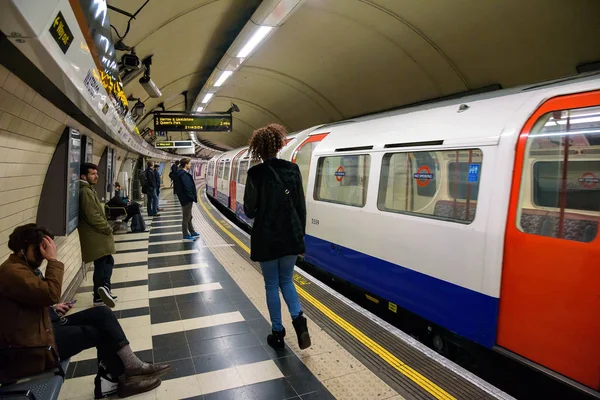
[153,164,164,212]
[144,161,160,217]
[78,163,117,307]
[169,160,179,187]
[174,158,199,241]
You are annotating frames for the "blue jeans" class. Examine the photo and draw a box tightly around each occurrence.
[147,187,159,216]
[259,255,302,332]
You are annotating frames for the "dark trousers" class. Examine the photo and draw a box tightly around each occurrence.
[146,188,159,216]
[54,307,129,377]
[93,255,114,297]
[123,203,141,222]
[182,202,195,236]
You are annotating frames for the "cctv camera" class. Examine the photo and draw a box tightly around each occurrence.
[132,101,146,118]
[122,53,140,70]
[139,75,162,98]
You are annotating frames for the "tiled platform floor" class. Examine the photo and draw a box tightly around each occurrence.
[61,192,336,400]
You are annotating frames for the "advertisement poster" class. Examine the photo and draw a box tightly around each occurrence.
[66,128,81,234]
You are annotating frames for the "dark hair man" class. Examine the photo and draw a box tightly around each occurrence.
[173,158,199,241]
[169,160,179,187]
[0,224,170,398]
[79,162,117,307]
[153,164,163,209]
[144,161,160,217]
[107,182,142,223]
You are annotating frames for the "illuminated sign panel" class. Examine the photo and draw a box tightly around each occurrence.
[155,141,194,149]
[154,114,232,132]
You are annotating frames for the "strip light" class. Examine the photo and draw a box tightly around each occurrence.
[201,93,213,104]
[196,106,204,112]
[214,71,233,87]
[237,26,273,58]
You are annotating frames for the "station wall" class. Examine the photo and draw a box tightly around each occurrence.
[0,64,133,295]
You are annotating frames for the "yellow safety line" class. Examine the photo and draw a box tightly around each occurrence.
[198,191,456,400]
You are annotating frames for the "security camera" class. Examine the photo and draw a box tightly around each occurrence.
[122,53,140,70]
[131,101,146,118]
[139,76,162,98]
[139,55,161,98]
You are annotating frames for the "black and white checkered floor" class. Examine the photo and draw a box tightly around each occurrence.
[62,193,333,400]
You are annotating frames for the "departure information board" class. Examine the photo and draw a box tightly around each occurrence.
[154,113,232,132]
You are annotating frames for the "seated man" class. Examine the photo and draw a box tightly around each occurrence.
[107,182,141,223]
[0,224,170,398]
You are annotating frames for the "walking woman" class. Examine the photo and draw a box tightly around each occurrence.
[243,124,311,350]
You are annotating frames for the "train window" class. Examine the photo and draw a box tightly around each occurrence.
[218,161,224,179]
[314,154,370,207]
[238,160,249,185]
[295,142,317,194]
[517,105,600,242]
[223,162,231,180]
[377,149,482,223]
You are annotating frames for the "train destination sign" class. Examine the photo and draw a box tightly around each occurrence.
[154,141,194,149]
[154,113,232,132]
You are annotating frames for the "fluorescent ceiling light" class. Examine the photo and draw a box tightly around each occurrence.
[201,93,213,104]
[237,26,273,58]
[214,71,233,87]
[196,106,204,112]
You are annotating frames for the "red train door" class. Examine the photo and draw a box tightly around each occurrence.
[292,133,329,194]
[498,90,600,390]
[230,149,247,210]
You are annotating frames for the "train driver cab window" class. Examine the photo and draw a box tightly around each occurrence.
[295,142,317,194]
[517,105,600,242]
[377,149,483,223]
[315,154,370,207]
[217,161,224,179]
[223,161,231,181]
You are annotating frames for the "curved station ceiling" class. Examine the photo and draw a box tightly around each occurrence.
[109,0,600,154]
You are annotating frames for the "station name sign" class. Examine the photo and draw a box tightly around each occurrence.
[154,113,232,132]
[154,141,194,149]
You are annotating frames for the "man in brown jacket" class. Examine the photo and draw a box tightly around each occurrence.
[0,224,169,398]
[78,162,117,307]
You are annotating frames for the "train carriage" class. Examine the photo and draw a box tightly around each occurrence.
[206,74,600,393]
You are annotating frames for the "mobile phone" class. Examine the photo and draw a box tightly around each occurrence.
[69,300,77,305]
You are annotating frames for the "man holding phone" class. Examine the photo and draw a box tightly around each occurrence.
[0,224,170,398]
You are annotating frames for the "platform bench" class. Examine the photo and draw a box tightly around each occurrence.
[0,347,69,400]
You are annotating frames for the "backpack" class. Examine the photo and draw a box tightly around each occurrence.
[139,170,148,194]
[130,213,146,232]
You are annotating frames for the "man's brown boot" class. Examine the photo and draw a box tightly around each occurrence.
[117,377,161,398]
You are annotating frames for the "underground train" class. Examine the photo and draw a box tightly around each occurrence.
[206,74,600,393]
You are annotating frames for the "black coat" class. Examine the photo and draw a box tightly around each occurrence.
[174,169,197,206]
[244,158,306,262]
[145,168,157,189]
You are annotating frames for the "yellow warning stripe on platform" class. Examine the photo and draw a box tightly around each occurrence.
[199,192,456,400]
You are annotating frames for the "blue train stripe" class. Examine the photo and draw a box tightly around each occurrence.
[304,234,499,348]
[235,201,254,226]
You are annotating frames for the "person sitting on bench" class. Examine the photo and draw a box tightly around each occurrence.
[107,183,141,223]
[0,224,170,398]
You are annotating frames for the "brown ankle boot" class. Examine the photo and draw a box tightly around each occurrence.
[124,362,171,381]
[117,377,161,398]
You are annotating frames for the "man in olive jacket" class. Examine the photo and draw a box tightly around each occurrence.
[78,162,116,307]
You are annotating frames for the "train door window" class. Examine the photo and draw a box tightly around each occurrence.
[517,105,600,242]
[314,154,370,207]
[224,161,231,180]
[218,161,224,179]
[238,160,249,185]
[377,149,482,223]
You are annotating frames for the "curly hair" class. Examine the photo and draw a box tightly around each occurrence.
[248,124,287,161]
